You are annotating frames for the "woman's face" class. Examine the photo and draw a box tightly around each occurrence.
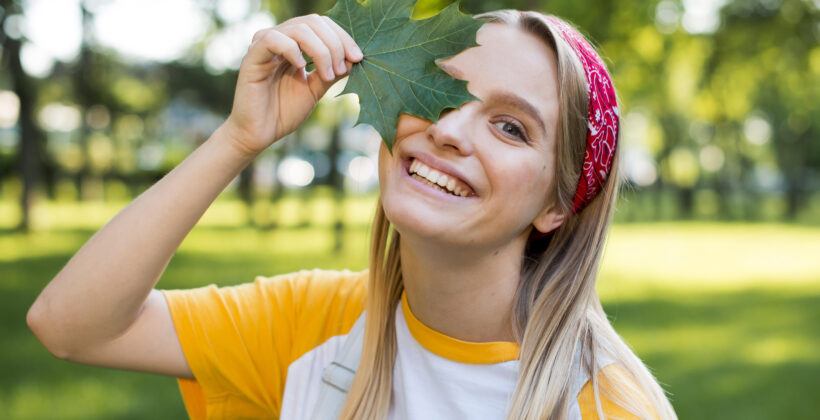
[378,22,564,249]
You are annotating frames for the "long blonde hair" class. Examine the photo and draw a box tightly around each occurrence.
[338,10,677,420]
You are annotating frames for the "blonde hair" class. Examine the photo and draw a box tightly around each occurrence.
[338,10,677,420]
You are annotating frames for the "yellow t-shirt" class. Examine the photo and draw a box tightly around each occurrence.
[160,268,645,419]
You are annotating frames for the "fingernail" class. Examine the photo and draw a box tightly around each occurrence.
[326,67,335,80]
[354,48,363,60]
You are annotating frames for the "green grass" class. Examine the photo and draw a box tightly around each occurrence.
[1,198,818,419]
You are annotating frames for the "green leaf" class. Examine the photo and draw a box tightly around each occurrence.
[326,0,488,152]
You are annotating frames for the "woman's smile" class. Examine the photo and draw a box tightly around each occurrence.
[400,161,477,204]
[400,152,479,202]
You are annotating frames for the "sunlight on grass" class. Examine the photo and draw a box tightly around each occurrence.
[0,201,19,227]
[0,230,90,263]
[0,192,379,232]
[1,378,136,420]
[598,222,820,298]
[742,337,818,365]
[2,198,819,420]
[178,227,370,257]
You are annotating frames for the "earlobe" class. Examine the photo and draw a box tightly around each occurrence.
[532,205,567,234]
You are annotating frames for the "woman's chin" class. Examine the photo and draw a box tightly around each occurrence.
[383,199,460,241]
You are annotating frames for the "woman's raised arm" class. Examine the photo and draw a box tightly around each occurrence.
[25,14,362,378]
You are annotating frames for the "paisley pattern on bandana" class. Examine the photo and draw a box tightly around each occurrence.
[545,16,620,215]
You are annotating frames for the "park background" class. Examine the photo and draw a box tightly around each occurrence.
[1,0,818,418]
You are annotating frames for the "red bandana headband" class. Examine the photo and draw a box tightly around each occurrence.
[545,16,620,216]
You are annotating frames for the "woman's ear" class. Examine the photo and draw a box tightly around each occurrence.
[532,203,567,234]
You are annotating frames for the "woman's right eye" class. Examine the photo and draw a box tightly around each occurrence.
[492,119,529,143]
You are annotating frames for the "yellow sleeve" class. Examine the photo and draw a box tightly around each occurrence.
[160,268,367,420]
[578,363,654,420]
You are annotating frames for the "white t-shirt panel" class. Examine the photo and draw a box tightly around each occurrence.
[278,301,600,420]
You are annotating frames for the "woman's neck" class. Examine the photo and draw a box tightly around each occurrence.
[399,235,527,343]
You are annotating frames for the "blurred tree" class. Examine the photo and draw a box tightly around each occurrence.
[1,0,48,231]
[1,0,817,228]
[698,0,820,220]
[74,1,96,200]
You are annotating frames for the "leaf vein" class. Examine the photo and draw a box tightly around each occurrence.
[386,68,430,118]
[361,0,402,51]
[368,25,475,56]
[344,0,356,39]
[360,62,390,130]
[365,60,456,99]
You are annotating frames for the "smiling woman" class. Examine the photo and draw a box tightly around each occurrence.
[26,5,676,420]
[362,11,676,420]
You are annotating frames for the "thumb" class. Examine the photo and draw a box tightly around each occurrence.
[307,60,354,100]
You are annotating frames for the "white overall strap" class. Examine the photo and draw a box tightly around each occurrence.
[310,312,367,420]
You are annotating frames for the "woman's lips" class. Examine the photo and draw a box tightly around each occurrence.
[401,152,477,197]
[401,158,478,201]
[407,158,475,197]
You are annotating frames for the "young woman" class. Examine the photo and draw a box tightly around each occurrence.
[27,8,677,420]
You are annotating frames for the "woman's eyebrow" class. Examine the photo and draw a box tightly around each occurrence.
[437,61,546,136]
[485,90,546,136]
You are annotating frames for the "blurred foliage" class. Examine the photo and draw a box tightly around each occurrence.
[0,0,816,229]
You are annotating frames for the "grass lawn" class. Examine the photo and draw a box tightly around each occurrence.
[1,197,818,419]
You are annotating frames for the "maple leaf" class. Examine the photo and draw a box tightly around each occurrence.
[325,0,488,152]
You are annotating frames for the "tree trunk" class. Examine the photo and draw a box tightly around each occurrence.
[75,4,94,201]
[714,175,731,220]
[784,179,801,221]
[329,123,343,254]
[678,186,694,219]
[239,162,255,225]
[5,13,45,232]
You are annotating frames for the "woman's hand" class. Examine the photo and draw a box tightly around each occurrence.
[222,14,363,156]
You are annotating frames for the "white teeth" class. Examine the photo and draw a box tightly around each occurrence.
[409,158,472,197]
[418,165,429,177]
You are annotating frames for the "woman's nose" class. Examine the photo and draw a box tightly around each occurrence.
[425,107,475,155]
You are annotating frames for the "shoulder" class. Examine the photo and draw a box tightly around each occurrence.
[252,267,367,316]
[576,363,657,420]
[254,268,368,359]
[160,268,367,363]
[251,267,367,294]
[163,267,367,319]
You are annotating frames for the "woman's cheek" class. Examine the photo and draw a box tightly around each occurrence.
[396,113,431,137]
[510,163,549,205]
